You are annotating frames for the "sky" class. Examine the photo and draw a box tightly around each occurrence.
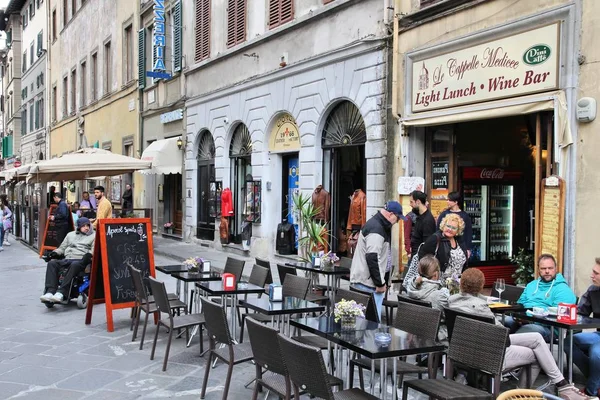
[0,0,7,8]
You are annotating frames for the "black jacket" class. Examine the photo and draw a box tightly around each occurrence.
[410,208,436,255]
[418,231,468,274]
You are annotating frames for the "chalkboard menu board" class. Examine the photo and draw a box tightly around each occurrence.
[85,218,155,332]
[39,204,75,257]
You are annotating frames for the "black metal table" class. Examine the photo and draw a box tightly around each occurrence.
[155,265,190,298]
[511,312,600,382]
[171,271,221,307]
[285,261,350,309]
[291,316,446,399]
[240,296,325,335]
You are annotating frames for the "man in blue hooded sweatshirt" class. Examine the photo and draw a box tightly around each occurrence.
[506,253,576,341]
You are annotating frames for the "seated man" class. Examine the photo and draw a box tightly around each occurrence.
[569,259,600,397]
[505,253,577,341]
[40,217,95,303]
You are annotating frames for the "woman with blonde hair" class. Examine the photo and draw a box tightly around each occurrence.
[418,213,468,281]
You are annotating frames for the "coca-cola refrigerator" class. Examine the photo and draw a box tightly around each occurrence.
[461,167,522,265]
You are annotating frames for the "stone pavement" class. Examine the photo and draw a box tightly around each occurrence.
[0,235,587,399]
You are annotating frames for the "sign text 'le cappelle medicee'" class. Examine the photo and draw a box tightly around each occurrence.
[411,23,560,113]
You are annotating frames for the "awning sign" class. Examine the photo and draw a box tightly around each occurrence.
[411,23,560,113]
[269,114,301,153]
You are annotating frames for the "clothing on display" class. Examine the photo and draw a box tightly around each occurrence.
[219,216,229,244]
[346,189,367,232]
[311,185,331,222]
[221,188,234,216]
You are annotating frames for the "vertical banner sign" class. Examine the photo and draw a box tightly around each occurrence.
[85,218,155,332]
[288,158,299,248]
[153,0,166,72]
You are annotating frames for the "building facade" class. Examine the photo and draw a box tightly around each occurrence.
[392,0,598,293]
[48,0,140,204]
[182,0,394,261]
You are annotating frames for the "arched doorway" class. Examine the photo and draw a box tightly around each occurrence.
[196,130,216,240]
[322,101,367,254]
[229,124,252,244]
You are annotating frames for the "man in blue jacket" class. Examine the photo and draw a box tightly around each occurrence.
[506,253,576,341]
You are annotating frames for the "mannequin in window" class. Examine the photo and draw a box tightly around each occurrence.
[346,188,367,257]
[311,185,330,223]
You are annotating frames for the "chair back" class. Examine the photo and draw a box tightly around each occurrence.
[443,307,495,342]
[591,291,600,318]
[339,257,352,270]
[200,297,233,345]
[491,284,524,303]
[255,257,273,284]
[282,274,310,299]
[340,287,379,323]
[276,264,297,284]
[128,265,149,304]
[224,257,245,282]
[248,264,269,288]
[393,301,440,340]
[448,316,508,377]
[246,318,287,376]
[277,333,333,400]
[147,276,172,317]
[397,293,432,308]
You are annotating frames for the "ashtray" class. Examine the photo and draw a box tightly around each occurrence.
[374,332,392,345]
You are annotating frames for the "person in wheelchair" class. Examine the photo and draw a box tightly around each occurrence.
[40,217,95,304]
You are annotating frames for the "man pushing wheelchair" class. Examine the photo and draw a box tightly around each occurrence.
[40,217,94,305]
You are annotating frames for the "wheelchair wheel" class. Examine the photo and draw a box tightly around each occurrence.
[76,293,88,309]
[44,302,54,308]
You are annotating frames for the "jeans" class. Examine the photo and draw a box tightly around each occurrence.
[569,331,600,394]
[352,283,384,321]
[0,226,4,246]
[504,316,552,342]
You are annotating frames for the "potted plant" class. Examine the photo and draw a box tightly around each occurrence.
[163,222,174,234]
[291,192,329,263]
[320,251,339,270]
[334,299,365,330]
[511,248,534,286]
[183,257,204,273]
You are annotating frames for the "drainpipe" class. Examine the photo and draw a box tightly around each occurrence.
[384,0,390,25]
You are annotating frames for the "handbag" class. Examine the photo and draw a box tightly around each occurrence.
[2,217,11,231]
[402,235,441,290]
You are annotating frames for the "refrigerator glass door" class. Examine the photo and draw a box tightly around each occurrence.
[463,184,486,262]
[488,185,513,260]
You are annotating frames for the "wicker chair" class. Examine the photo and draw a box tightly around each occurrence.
[276,264,297,284]
[282,274,310,299]
[147,277,205,371]
[237,265,271,342]
[350,301,443,391]
[129,265,187,350]
[200,297,254,400]
[255,257,273,286]
[403,316,509,400]
[397,293,432,308]
[278,333,378,400]
[496,389,562,400]
[338,288,379,323]
[491,284,525,303]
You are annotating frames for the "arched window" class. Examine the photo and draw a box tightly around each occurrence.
[322,101,366,148]
[229,124,252,157]
[197,130,215,161]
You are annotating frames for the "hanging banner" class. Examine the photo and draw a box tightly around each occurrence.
[411,23,560,113]
[269,114,301,153]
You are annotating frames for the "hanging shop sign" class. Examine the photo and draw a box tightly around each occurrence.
[269,114,301,153]
[160,109,183,124]
[411,23,559,113]
[147,0,171,80]
[432,161,449,189]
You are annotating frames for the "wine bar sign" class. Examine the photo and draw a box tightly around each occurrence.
[410,23,560,113]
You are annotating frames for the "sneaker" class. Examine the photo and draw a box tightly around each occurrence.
[40,292,54,302]
[0,247,3,251]
[51,292,65,303]
[3,241,10,246]
[558,384,599,400]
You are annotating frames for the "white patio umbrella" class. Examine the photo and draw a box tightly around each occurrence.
[2,163,35,181]
[27,148,151,183]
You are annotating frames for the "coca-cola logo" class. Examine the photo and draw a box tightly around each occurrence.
[480,168,505,179]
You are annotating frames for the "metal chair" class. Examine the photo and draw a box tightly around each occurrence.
[276,264,297,284]
[338,287,379,322]
[278,333,378,400]
[200,297,254,400]
[403,316,509,400]
[491,284,525,303]
[147,276,205,371]
[351,301,443,390]
[224,256,246,282]
[237,264,271,342]
[255,257,273,286]
[282,274,310,299]
[397,293,432,308]
[129,265,187,350]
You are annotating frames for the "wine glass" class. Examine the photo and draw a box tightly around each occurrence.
[495,278,506,303]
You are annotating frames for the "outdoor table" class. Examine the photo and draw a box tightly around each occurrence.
[171,271,221,307]
[511,312,600,382]
[155,265,190,298]
[488,302,525,324]
[196,281,265,341]
[290,316,445,400]
[239,296,325,335]
[285,261,350,310]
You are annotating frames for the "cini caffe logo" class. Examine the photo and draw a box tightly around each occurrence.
[480,168,505,179]
[523,44,551,66]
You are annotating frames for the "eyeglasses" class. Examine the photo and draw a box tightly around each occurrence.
[444,224,458,231]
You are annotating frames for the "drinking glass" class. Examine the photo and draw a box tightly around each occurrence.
[495,278,506,302]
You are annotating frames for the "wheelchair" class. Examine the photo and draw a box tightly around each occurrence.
[41,251,91,309]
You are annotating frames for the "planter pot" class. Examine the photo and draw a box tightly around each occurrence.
[165,228,173,234]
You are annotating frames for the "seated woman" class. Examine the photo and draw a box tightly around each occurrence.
[449,268,593,399]
[419,213,468,282]
[406,255,449,340]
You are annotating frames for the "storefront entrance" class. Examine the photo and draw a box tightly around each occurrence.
[196,131,216,240]
[164,174,183,236]
[322,101,367,255]
[229,124,252,244]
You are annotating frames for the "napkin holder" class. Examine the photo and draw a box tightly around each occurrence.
[202,261,211,273]
[557,303,577,323]
[269,284,283,302]
[312,255,321,267]
[222,273,236,290]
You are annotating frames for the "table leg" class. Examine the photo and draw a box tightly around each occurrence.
[370,359,376,395]
[346,350,352,390]
[328,340,334,375]
[176,279,181,299]
[183,282,189,305]
[231,294,238,342]
[558,327,565,375]
[392,357,398,400]
[568,330,574,382]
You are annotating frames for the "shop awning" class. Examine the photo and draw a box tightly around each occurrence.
[2,163,35,181]
[139,137,182,175]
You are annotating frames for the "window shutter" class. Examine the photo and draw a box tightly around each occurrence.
[195,0,210,62]
[268,0,293,29]
[138,29,145,89]
[37,31,42,53]
[227,0,246,48]
[173,0,182,72]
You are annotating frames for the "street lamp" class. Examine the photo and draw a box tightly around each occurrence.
[176,137,183,150]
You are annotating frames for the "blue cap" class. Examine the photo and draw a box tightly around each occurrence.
[384,201,405,220]
[77,217,91,228]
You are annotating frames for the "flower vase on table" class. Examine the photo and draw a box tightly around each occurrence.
[183,257,204,275]
[334,299,366,331]
[340,315,357,330]
[320,251,339,271]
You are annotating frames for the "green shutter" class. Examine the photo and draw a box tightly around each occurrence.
[173,0,182,72]
[138,28,146,89]
[6,30,12,45]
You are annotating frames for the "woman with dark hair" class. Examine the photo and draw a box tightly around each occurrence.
[448,269,593,398]
[0,198,12,248]
[437,191,473,258]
